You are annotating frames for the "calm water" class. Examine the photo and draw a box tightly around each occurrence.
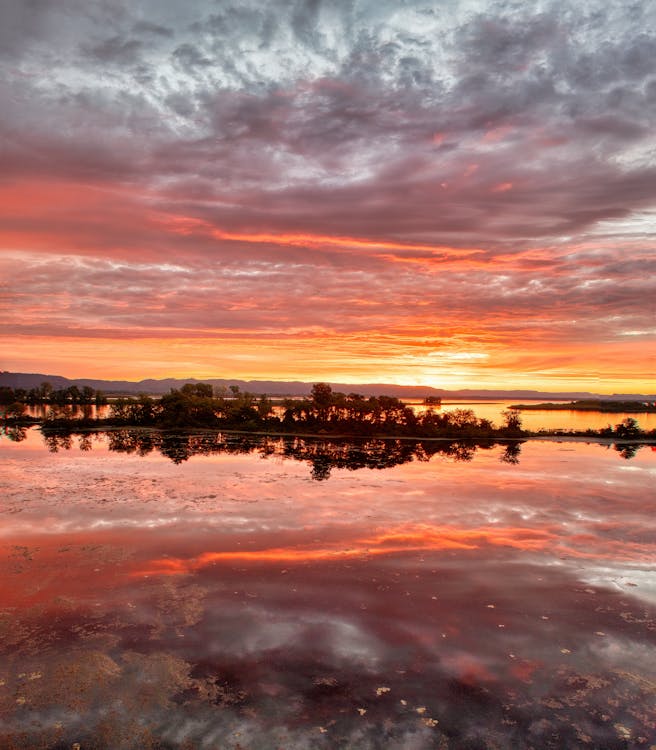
[1,428,655,749]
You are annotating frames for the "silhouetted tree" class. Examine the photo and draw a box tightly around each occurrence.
[81,386,95,403]
[181,383,213,398]
[311,382,333,421]
[501,409,523,435]
[615,417,641,439]
[3,402,26,419]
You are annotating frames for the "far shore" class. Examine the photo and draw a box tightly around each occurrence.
[511,399,656,413]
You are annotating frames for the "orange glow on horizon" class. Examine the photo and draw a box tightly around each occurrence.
[1,180,654,394]
[1,331,654,393]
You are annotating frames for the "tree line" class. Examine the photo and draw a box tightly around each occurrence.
[100,382,525,438]
[4,381,653,442]
[0,382,107,415]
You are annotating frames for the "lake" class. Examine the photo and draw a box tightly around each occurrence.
[1,428,655,749]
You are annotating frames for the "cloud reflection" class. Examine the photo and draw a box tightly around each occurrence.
[135,519,655,579]
[2,435,656,748]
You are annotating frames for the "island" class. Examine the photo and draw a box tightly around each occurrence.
[2,382,655,446]
[510,399,656,413]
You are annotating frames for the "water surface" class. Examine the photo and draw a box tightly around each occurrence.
[1,429,655,749]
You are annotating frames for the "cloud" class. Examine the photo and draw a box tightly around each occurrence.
[132,19,173,38]
[0,0,654,385]
[84,37,147,70]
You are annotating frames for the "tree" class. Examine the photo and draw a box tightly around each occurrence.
[311,383,333,420]
[132,394,159,424]
[51,389,69,406]
[501,409,523,434]
[67,385,81,404]
[311,382,332,407]
[39,381,53,402]
[448,408,479,430]
[615,417,641,439]
[181,383,213,398]
[110,398,133,422]
[257,394,273,419]
[0,387,15,405]
[81,386,95,403]
[160,388,216,428]
[3,402,26,419]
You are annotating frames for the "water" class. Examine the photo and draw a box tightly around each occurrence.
[1,429,655,749]
[24,403,111,420]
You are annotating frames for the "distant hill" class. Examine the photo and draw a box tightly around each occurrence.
[2,371,654,401]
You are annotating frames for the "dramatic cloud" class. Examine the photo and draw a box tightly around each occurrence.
[1,0,655,389]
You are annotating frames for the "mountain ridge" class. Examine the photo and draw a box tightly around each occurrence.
[2,371,654,401]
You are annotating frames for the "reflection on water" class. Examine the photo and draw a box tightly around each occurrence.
[1,431,655,749]
[36,429,650,477]
[0,424,28,442]
[41,429,528,477]
[24,403,111,421]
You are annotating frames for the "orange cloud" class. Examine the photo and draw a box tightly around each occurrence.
[160,213,486,257]
[2,175,655,393]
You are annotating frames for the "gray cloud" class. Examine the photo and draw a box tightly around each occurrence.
[2,0,653,242]
[82,34,145,66]
[132,18,173,37]
[1,0,655,378]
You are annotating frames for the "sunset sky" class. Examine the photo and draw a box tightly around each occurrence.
[1,0,655,391]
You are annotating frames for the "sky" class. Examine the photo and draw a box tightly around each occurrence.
[1,0,655,392]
